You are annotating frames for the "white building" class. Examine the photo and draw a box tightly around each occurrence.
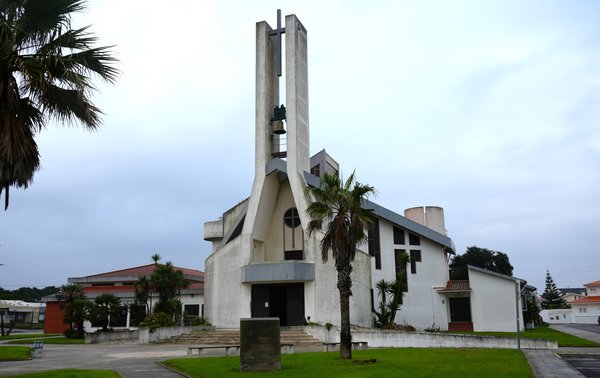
[568,280,600,324]
[203,12,527,333]
[66,263,204,330]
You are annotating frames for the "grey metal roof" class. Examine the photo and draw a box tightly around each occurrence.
[304,170,455,252]
[467,264,525,283]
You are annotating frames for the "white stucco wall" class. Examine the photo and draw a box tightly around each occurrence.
[540,309,573,324]
[570,303,600,324]
[204,236,243,328]
[469,268,523,332]
[371,218,450,330]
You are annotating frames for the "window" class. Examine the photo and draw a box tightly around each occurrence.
[185,304,200,316]
[368,218,381,269]
[579,307,587,313]
[284,208,301,228]
[310,164,321,177]
[410,250,421,274]
[283,207,303,256]
[393,227,405,245]
[394,249,408,295]
[408,233,420,246]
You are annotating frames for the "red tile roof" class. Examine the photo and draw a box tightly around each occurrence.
[87,263,203,279]
[584,280,600,287]
[571,296,600,304]
[438,280,471,292]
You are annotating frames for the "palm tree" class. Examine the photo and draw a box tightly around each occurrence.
[134,275,152,315]
[305,171,375,359]
[91,293,122,331]
[0,0,118,209]
[56,283,86,332]
[151,261,189,317]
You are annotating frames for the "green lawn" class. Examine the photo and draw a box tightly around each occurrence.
[163,348,534,378]
[0,346,31,361]
[450,325,600,347]
[5,369,121,378]
[7,337,85,345]
[0,333,60,341]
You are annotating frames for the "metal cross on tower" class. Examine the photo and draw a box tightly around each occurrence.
[269,9,285,77]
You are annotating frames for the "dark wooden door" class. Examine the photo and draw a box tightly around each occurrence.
[251,284,270,318]
[449,297,472,322]
[269,285,287,325]
[286,283,305,326]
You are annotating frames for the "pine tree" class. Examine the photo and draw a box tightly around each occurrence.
[541,270,568,309]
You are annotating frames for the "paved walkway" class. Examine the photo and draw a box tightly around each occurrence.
[524,325,600,378]
[0,343,188,377]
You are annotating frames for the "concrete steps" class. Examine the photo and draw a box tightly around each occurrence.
[164,326,323,352]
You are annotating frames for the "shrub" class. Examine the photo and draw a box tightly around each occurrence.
[424,325,441,333]
[139,312,177,333]
[64,328,85,339]
[191,316,211,326]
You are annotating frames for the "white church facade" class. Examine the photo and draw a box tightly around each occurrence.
[203,12,525,333]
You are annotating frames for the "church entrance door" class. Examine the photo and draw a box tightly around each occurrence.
[251,283,305,326]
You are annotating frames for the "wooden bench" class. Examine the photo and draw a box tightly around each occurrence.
[187,343,295,357]
[322,341,368,352]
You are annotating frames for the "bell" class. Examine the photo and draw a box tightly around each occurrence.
[272,119,286,134]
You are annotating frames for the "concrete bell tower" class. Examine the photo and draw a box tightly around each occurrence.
[254,11,309,177]
[247,11,311,238]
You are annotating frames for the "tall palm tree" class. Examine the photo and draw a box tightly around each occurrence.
[305,171,375,359]
[0,0,118,209]
[56,283,86,331]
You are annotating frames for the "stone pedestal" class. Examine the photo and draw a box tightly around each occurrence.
[240,318,281,371]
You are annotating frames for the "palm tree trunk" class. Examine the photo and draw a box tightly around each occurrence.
[337,261,353,359]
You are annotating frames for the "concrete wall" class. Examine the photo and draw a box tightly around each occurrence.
[541,309,573,324]
[372,217,450,330]
[307,237,372,328]
[569,303,600,324]
[86,329,139,344]
[139,326,214,344]
[265,180,296,261]
[204,237,243,328]
[303,325,556,350]
[469,269,523,332]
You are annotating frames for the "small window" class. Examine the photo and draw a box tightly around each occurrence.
[408,233,420,246]
[284,208,301,228]
[368,219,381,269]
[410,250,421,274]
[184,304,200,316]
[394,249,408,295]
[393,227,405,245]
[310,164,321,177]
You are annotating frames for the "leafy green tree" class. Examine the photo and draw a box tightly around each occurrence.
[151,261,189,316]
[449,246,513,280]
[541,270,568,309]
[0,285,59,302]
[63,298,90,338]
[306,171,375,359]
[0,0,118,209]
[134,276,152,315]
[134,256,190,319]
[56,283,92,338]
[90,293,122,331]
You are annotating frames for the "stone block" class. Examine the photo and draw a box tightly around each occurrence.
[240,318,281,371]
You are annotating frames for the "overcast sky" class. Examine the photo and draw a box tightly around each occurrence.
[1,0,599,293]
